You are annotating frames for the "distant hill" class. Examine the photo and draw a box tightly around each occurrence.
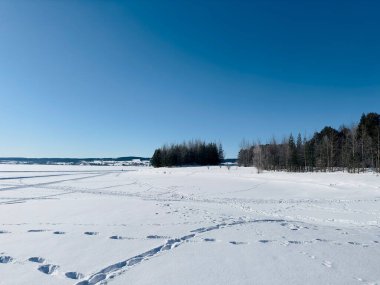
[0,156,236,166]
[0,157,150,165]
[223,158,237,164]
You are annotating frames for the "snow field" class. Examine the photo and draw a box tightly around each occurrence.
[0,165,379,284]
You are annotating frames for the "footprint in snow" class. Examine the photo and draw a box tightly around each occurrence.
[28,229,48,233]
[109,235,128,240]
[315,238,330,243]
[38,264,59,274]
[146,235,169,239]
[203,238,216,242]
[258,240,272,244]
[84,232,98,236]
[75,273,107,285]
[28,257,45,263]
[53,231,65,235]
[288,240,303,245]
[289,226,300,231]
[229,241,248,245]
[65,271,84,280]
[0,255,13,264]
[348,241,361,246]
[0,230,10,234]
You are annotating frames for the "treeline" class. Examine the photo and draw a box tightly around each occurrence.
[238,113,380,173]
[151,141,224,167]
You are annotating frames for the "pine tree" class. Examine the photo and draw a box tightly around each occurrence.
[151,149,162,167]
[296,133,304,171]
[218,143,225,163]
[288,134,297,171]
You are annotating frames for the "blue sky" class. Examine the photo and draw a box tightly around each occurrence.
[0,0,379,158]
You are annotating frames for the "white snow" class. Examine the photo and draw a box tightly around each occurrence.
[0,164,379,285]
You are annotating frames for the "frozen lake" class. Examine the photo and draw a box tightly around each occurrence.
[0,164,379,285]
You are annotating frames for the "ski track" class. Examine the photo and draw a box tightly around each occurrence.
[0,171,128,192]
[0,172,101,181]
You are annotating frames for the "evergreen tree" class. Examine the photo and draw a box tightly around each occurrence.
[288,134,297,171]
[151,149,162,167]
[296,133,304,171]
[218,143,225,162]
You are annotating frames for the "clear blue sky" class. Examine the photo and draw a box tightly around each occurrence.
[0,0,379,158]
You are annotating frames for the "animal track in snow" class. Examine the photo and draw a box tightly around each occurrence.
[38,264,59,274]
[28,229,48,233]
[53,231,65,235]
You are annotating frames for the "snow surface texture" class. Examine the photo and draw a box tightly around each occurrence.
[0,164,379,285]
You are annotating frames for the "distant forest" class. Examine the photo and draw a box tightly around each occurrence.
[151,141,224,167]
[238,113,380,173]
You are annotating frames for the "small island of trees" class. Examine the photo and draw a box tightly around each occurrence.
[151,141,224,167]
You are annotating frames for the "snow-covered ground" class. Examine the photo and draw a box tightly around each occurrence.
[0,164,379,285]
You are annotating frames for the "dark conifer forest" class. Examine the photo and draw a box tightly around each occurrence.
[237,113,380,173]
[151,141,224,167]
